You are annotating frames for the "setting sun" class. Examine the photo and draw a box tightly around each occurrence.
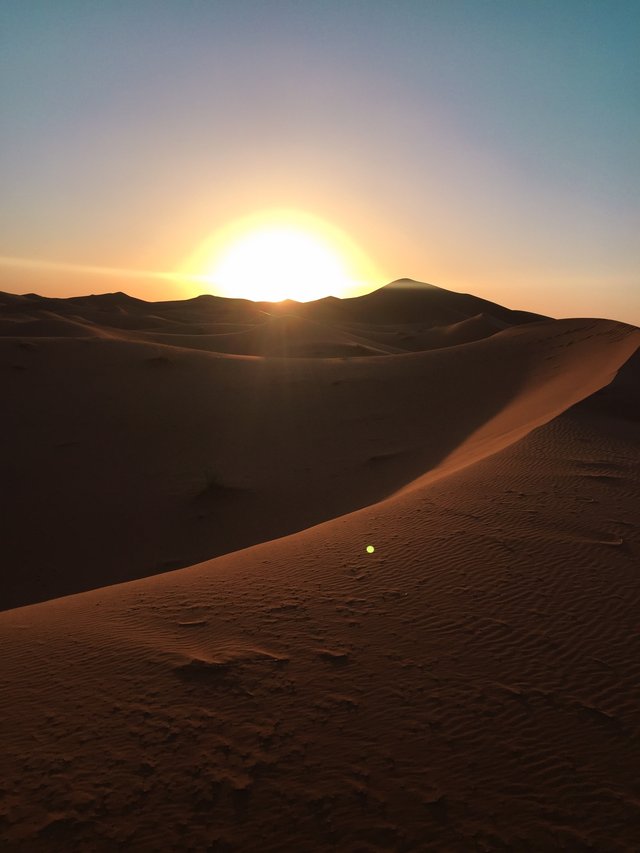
[181,210,382,302]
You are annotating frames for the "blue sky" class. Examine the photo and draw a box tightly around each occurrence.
[1,0,638,320]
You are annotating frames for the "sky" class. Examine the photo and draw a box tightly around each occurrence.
[1,0,638,321]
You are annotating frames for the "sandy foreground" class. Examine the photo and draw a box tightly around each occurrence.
[1,281,639,851]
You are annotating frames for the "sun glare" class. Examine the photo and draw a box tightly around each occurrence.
[181,210,382,302]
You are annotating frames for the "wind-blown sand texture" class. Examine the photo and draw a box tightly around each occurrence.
[1,281,639,851]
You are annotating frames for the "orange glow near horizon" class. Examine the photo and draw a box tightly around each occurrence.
[180,210,384,302]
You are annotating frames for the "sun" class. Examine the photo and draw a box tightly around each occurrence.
[180,210,382,302]
[212,226,349,303]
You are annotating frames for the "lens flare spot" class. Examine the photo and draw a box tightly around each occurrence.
[366,545,375,554]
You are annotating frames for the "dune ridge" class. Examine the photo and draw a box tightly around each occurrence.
[1,288,636,610]
[1,281,639,850]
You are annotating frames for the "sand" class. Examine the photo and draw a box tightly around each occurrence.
[0,281,638,850]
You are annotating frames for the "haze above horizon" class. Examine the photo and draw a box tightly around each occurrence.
[1,1,638,322]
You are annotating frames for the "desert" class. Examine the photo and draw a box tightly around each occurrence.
[1,280,639,850]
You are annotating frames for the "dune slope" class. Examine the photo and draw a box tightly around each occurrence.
[1,315,637,609]
[1,282,639,850]
[1,377,639,850]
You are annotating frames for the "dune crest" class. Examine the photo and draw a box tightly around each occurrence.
[1,281,637,609]
[1,282,639,849]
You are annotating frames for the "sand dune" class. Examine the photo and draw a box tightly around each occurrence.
[296,279,547,327]
[0,279,542,355]
[124,313,405,357]
[1,293,636,610]
[0,281,638,850]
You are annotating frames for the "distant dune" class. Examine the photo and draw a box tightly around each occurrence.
[1,280,639,850]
